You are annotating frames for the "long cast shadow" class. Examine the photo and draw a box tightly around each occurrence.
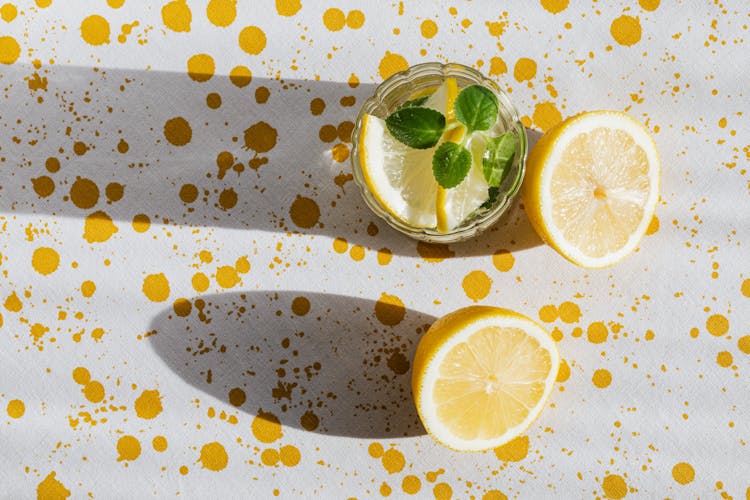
[149,291,436,438]
[1,63,543,257]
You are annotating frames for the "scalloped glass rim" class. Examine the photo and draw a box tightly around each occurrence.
[350,62,527,243]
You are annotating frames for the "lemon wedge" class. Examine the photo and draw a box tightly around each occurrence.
[522,110,660,268]
[412,306,559,451]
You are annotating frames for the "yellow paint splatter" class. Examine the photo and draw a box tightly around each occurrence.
[421,19,438,38]
[164,117,192,146]
[738,335,750,355]
[162,0,191,32]
[592,368,612,388]
[206,0,236,27]
[32,247,60,275]
[558,301,581,323]
[252,410,283,443]
[532,102,562,132]
[152,436,168,452]
[132,214,150,233]
[32,176,55,198]
[291,296,310,316]
[513,57,537,82]
[482,491,508,500]
[377,248,392,265]
[610,15,641,46]
[238,25,266,55]
[538,304,558,323]
[142,273,170,302]
[72,367,91,385]
[192,272,210,292]
[488,56,507,76]
[493,435,529,462]
[349,244,365,261]
[540,0,569,14]
[638,0,659,11]
[402,475,421,495]
[199,442,228,471]
[587,321,609,343]
[70,177,100,209]
[187,53,215,82]
[236,256,250,273]
[80,15,110,46]
[275,0,301,17]
[81,280,96,298]
[672,462,695,484]
[1,4,17,22]
[381,448,405,474]
[374,293,405,326]
[462,270,492,302]
[380,483,392,496]
[261,448,280,466]
[322,7,345,31]
[83,381,105,403]
[0,36,20,65]
[289,196,320,229]
[4,291,22,312]
[36,472,70,500]
[333,237,348,253]
[279,445,301,466]
[216,266,240,288]
[556,358,570,382]
[645,215,659,235]
[492,249,514,272]
[228,387,246,406]
[346,10,365,29]
[83,211,118,243]
[229,65,252,87]
[368,442,384,458]
[117,435,141,461]
[30,322,49,346]
[602,474,627,499]
[716,351,733,368]
[6,399,24,418]
[433,483,452,500]
[378,51,408,80]
[134,389,163,419]
[706,314,729,336]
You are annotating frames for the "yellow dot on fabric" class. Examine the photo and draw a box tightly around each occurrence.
[462,270,492,302]
[346,10,364,29]
[513,57,537,82]
[80,15,110,45]
[538,304,558,323]
[7,399,25,418]
[738,335,750,355]
[558,301,581,323]
[610,15,641,46]
[0,35,20,64]
[378,51,408,80]
[421,19,438,38]
[716,351,733,368]
[741,278,750,297]
[187,53,215,82]
[238,26,266,55]
[492,249,514,272]
[587,322,609,343]
[401,475,421,495]
[32,247,60,275]
[592,369,612,388]
[706,314,729,336]
[671,462,695,484]
[601,474,627,499]
[323,8,345,31]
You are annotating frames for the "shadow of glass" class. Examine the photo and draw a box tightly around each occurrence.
[2,62,543,257]
[148,290,436,438]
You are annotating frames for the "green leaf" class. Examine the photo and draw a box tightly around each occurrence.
[482,132,517,187]
[432,142,472,189]
[454,85,499,132]
[385,107,446,149]
[399,95,429,108]
[479,186,501,210]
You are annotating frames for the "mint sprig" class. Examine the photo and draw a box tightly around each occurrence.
[385,107,445,149]
[482,132,517,186]
[454,85,499,133]
[432,142,472,189]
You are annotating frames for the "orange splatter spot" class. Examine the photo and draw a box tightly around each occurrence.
[601,474,627,499]
[488,56,507,76]
[716,351,733,368]
[494,435,529,462]
[402,475,421,495]
[486,20,506,37]
[219,188,238,210]
[244,121,277,153]
[192,272,210,292]
[610,15,641,46]
[291,296,310,316]
[32,176,55,198]
[377,248,392,266]
[378,51,408,80]
[83,380,105,403]
[375,293,405,326]
[538,304,558,322]
[310,98,325,115]
[300,410,319,431]
[206,0,236,27]
[70,178,100,209]
[187,53,215,82]
[433,483,452,500]
[142,273,170,302]
[322,8,345,31]
[73,141,89,155]
[331,143,350,162]
[179,183,199,203]
[513,57,537,82]
[280,445,301,466]
[83,211,118,243]
[179,465,188,475]
[346,9,365,29]
[116,435,141,462]
[30,322,49,346]
[644,329,655,341]
[275,0,301,17]
[482,491,508,500]
[80,15,110,45]
[333,237,348,253]
[45,157,61,172]
[382,448,405,474]
[228,387,246,407]
[164,117,192,146]
[421,19,438,38]
[134,390,163,419]
[238,25,266,55]
[738,335,750,355]
[289,195,320,229]
[417,242,455,262]
[152,436,168,452]
[462,270,492,302]
[540,0,569,14]
[252,410,283,443]
[587,321,609,343]
[380,482,392,496]
[638,0,659,11]
[4,291,22,312]
[117,138,129,153]
[206,92,222,109]
[368,442,384,458]
[706,314,729,336]
[261,448,280,466]
[592,368,612,388]
[32,247,60,275]
[1,4,17,22]
[319,124,338,143]
[6,399,24,418]
[199,442,228,471]
[81,280,96,298]
[229,65,252,87]
[235,256,250,273]
[349,244,365,261]
[645,215,659,235]
[161,0,191,32]
[36,472,70,499]
[556,359,570,382]
[72,367,90,385]
[132,214,151,233]
[216,265,240,288]
[672,462,695,484]
[740,279,750,297]
[105,182,124,202]
[491,249,514,272]
[532,102,562,132]
[558,301,581,323]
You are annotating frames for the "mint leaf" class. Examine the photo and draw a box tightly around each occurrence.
[454,85,499,132]
[479,186,501,210]
[482,132,517,187]
[385,107,445,149]
[432,142,472,189]
[400,95,429,108]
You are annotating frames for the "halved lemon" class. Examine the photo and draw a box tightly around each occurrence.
[412,306,559,451]
[522,110,660,268]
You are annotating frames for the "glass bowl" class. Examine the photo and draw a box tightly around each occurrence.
[350,62,527,243]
